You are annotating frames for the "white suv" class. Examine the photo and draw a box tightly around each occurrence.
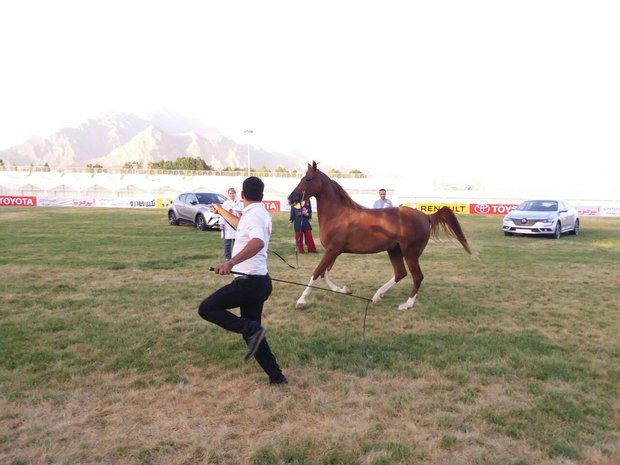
[168,192,227,231]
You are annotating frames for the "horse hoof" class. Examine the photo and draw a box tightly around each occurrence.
[295,302,306,310]
[398,296,417,311]
[372,298,381,305]
[342,286,352,295]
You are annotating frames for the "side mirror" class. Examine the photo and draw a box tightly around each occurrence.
[190,200,198,205]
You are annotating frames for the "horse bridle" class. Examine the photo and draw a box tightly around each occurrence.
[300,174,313,202]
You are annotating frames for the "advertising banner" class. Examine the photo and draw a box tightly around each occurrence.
[5,193,617,217]
[157,198,174,208]
[576,206,601,216]
[38,198,95,207]
[601,206,620,217]
[94,198,158,208]
[262,200,281,211]
[0,195,37,207]
[416,203,469,214]
[469,203,518,215]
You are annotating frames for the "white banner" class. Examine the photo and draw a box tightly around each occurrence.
[601,206,620,217]
[576,205,601,216]
[39,198,95,207]
[94,198,158,208]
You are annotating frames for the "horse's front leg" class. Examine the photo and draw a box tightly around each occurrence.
[323,270,352,295]
[296,276,317,309]
[295,252,340,309]
[372,277,396,304]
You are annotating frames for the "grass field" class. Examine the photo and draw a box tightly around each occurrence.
[1,207,619,465]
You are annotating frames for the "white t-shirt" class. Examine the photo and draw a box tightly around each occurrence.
[220,198,243,240]
[231,202,271,276]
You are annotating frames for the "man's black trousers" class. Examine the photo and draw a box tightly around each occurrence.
[198,275,283,380]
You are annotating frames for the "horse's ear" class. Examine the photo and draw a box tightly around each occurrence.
[312,161,318,170]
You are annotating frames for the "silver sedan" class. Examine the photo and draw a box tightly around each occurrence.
[502,199,580,239]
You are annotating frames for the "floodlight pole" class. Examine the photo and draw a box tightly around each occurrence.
[244,129,253,176]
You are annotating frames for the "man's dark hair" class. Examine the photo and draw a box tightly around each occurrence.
[242,176,264,201]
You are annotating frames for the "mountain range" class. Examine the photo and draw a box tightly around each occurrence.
[0,112,306,171]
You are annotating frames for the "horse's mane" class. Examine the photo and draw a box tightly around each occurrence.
[318,170,366,210]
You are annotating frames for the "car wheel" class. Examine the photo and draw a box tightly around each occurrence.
[504,231,513,236]
[569,219,580,236]
[196,214,207,231]
[168,211,179,226]
[552,222,561,239]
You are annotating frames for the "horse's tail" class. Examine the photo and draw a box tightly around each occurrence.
[428,207,473,255]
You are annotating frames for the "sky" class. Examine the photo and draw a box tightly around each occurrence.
[1,0,619,196]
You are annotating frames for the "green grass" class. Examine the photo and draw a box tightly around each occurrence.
[0,207,619,465]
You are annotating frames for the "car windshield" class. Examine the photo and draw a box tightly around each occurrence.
[518,200,558,212]
[196,193,225,205]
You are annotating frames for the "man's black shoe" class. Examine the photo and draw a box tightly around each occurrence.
[244,326,266,361]
[259,375,288,385]
[269,375,288,385]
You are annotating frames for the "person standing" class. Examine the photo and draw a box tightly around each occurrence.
[220,187,243,260]
[199,176,287,385]
[373,189,393,208]
[289,199,317,253]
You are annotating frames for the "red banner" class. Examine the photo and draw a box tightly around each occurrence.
[262,200,281,211]
[469,203,517,215]
[0,196,37,207]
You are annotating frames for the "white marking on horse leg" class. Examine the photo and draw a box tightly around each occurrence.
[296,276,316,309]
[398,294,417,311]
[323,271,351,294]
[372,276,397,304]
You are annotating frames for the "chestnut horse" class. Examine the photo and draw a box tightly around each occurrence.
[287,162,473,310]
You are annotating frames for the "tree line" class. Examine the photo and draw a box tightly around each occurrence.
[119,156,366,177]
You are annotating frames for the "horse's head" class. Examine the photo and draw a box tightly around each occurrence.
[288,161,324,204]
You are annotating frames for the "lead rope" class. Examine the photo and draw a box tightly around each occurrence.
[209,267,373,342]
[271,250,297,269]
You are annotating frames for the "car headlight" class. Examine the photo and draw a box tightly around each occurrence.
[539,218,555,225]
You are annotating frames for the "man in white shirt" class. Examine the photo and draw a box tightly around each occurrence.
[220,187,243,260]
[199,176,287,385]
[373,189,393,209]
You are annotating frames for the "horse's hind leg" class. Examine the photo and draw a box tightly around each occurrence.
[399,253,423,310]
[372,247,407,305]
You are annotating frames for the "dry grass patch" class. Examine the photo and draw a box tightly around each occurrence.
[0,369,557,465]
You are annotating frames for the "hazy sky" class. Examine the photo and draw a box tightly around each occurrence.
[1,1,619,193]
